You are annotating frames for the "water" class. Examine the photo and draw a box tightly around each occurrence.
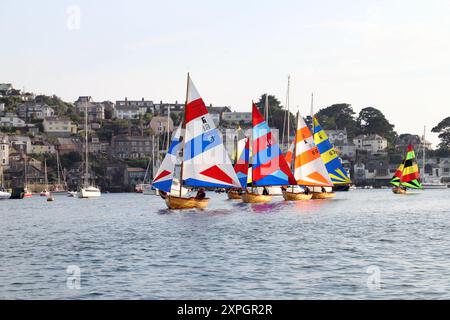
[1,189,450,299]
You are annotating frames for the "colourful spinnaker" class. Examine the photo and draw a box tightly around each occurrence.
[251,103,296,186]
[399,144,423,189]
[152,126,182,192]
[313,117,351,185]
[291,113,333,186]
[233,137,250,188]
[182,76,241,188]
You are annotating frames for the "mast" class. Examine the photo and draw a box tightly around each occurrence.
[264,94,269,123]
[56,151,61,186]
[84,101,89,187]
[291,111,299,191]
[44,159,48,190]
[422,126,426,177]
[152,135,155,179]
[24,153,28,189]
[310,93,314,119]
[167,105,171,152]
[179,72,189,198]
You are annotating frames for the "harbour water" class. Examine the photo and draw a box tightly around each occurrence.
[1,189,450,299]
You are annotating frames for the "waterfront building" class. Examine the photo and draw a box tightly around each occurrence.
[221,111,252,125]
[0,116,26,128]
[353,134,388,154]
[43,117,77,136]
[110,134,153,159]
[124,167,146,190]
[8,136,32,154]
[16,103,55,120]
[149,116,174,135]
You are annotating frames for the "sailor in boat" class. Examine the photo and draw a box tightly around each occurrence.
[159,190,168,200]
[195,188,206,200]
[321,186,326,193]
[262,187,270,196]
[304,187,311,195]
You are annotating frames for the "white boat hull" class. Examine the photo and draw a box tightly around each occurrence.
[0,191,11,200]
[422,184,448,189]
[78,187,101,198]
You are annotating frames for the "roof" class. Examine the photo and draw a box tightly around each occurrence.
[44,116,71,122]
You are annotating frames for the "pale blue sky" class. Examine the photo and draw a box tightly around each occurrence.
[1,0,450,146]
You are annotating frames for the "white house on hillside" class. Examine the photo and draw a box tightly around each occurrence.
[353,134,388,154]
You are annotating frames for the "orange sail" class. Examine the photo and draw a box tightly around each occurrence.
[289,113,333,187]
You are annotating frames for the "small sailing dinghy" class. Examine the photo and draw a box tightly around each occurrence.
[390,144,423,194]
[241,103,296,203]
[228,135,249,200]
[311,117,352,199]
[152,74,241,209]
[283,112,333,201]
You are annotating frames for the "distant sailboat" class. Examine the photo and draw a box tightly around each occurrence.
[78,101,101,198]
[391,144,423,194]
[153,74,240,209]
[241,103,296,203]
[40,159,50,197]
[22,153,32,198]
[0,165,11,200]
[152,125,188,197]
[228,137,250,200]
[283,112,333,201]
[312,117,351,198]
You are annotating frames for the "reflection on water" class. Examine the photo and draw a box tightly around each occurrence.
[1,189,450,299]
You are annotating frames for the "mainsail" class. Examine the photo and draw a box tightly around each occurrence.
[182,76,241,188]
[233,137,250,188]
[399,144,423,189]
[152,126,182,192]
[313,117,351,185]
[251,103,296,186]
[291,113,333,186]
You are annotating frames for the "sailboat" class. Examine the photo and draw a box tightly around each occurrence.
[0,165,11,200]
[152,74,241,209]
[283,112,333,201]
[228,136,249,200]
[391,143,423,194]
[312,117,351,198]
[40,159,50,197]
[22,153,32,198]
[151,125,189,198]
[241,103,296,203]
[78,102,101,198]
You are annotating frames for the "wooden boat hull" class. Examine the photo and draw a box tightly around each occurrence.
[311,192,336,200]
[227,191,242,200]
[165,195,209,209]
[241,192,272,203]
[282,191,313,201]
[392,187,407,194]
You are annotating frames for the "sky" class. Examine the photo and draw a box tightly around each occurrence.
[1,0,450,146]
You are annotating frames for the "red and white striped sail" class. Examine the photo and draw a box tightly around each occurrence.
[291,114,333,187]
[182,76,241,188]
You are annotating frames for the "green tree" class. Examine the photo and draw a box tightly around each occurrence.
[357,107,397,144]
[432,117,450,154]
[315,103,358,138]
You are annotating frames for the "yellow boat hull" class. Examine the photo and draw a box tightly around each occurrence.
[165,195,209,209]
[311,192,336,200]
[392,187,407,194]
[241,192,272,203]
[227,191,242,200]
[282,191,313,201]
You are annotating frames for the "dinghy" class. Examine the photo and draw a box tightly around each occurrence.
[390,144,422,194]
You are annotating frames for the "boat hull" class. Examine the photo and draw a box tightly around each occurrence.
[241,192,272,203]
[282,191,313,201]
[227,191,242,200]
[392,187,407,194]
[78,188,101,198]
[0,191,11,200]
[165,195,209,209]
[311,192,336,199]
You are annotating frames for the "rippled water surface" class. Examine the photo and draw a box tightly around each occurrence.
[1,189,450,299]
